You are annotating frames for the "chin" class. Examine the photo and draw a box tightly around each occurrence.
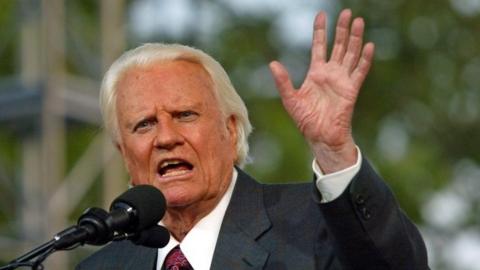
[163,189,197,208]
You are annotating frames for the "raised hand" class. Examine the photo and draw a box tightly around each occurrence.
[269,9,375,174]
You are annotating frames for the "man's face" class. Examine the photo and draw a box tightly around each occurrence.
[115,60,238,209]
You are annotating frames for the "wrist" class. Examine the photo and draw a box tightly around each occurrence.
[311,141,357,174]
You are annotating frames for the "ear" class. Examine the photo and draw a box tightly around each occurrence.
[115,141,131,174]
[115,141,127,157]
[115,142,122,152]
[115,137,130,154]
[226,115,238,153]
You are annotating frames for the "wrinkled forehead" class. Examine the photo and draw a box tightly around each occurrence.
[121,59,212,84]
[117,59,217,98]
[115,60,222,112]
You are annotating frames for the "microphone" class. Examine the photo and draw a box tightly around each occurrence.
[128,225,170,248]
[132,226,170,248]
[54,185,167,250]
[109,184,167,233]
[1,185,169,269]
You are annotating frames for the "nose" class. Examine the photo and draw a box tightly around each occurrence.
[154,117,184,150]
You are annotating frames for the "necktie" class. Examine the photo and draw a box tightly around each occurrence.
[163,245,194,270]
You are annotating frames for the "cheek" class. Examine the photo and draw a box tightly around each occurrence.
[205,127,236,165]
[120,139,153,180]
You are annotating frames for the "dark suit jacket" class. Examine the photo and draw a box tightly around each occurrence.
[76,159,429,269]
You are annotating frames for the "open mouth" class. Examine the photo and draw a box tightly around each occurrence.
[157,159,193,178]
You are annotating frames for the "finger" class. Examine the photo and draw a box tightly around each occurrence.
[269,61,295,99]
[330,9,352,63]
[351,42,375,90]
[342,17,365,73]
[311,11,327,63]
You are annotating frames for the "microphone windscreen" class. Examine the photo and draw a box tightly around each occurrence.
[132,225,170,248]
[111,185,166,231]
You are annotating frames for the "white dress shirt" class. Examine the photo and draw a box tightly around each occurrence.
[156,170,238,270]
[156,149,362,270]
[313,146,362,203]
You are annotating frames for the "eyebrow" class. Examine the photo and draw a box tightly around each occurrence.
[123,101,206,128]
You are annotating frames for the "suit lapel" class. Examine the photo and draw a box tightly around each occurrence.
[210,169,271,270]
[85,240,158,270]
[123,243,158,270]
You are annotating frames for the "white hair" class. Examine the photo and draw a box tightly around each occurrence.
[100,43,252,167]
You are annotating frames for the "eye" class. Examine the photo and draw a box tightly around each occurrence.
[133,118,156,133]
[176,110,198,121]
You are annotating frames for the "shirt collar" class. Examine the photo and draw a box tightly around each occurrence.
[156,168,238,270]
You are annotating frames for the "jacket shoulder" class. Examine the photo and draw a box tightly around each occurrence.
[76,240,157,270]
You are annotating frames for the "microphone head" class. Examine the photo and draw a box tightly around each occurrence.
[77,207,113,245]
[131,225,170,248]
[110,185,166,232]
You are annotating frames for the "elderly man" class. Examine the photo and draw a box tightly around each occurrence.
[77,9,428,270]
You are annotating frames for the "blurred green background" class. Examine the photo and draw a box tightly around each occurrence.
[0,0,479,269]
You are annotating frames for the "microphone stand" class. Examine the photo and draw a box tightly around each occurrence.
[0,238,57,270]
[0,226,169,269]
[0,211,102,270]
[1,186,168,269]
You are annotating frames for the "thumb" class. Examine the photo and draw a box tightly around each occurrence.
[269,61,295,100]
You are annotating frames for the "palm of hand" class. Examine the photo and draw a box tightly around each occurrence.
[270,9,375,172]
[283,61,358,149]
